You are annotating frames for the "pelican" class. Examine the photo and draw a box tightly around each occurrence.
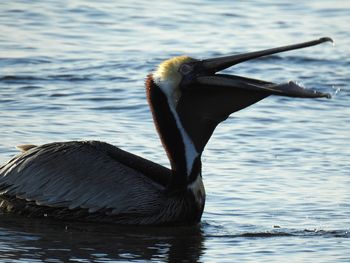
[0,38,332,225]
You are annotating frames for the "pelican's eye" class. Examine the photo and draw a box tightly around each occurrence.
[179,63,194,75]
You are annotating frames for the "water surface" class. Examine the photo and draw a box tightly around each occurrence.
[0,0,349,262]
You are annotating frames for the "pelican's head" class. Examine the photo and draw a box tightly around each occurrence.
[147,38,332,157]
[152,56,197,108]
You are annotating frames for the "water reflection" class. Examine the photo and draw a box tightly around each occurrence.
[0,213,205,262]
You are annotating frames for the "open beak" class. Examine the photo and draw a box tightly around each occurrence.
[192,37,333,99]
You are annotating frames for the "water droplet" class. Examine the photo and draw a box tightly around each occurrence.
[332,85,341,97]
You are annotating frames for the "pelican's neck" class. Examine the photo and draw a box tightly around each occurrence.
[146,75,201,189]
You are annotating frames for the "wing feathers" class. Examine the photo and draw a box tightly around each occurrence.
[16,144,37,153]
[0,141,169,216]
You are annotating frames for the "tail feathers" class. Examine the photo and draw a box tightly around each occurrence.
[16,144,37,153]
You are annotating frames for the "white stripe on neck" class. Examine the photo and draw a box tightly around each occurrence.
[154,77,198,176]
[169,103,198,175]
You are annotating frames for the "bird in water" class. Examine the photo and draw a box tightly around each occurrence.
[0,38,332,226]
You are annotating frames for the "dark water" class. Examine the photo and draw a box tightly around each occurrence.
[0,0,349,262]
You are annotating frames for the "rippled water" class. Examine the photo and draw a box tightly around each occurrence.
[0,0,349,262]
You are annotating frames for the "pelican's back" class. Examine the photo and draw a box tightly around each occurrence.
[0,141,172,224]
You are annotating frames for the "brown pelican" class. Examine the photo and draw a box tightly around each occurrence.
[0,38,332,225]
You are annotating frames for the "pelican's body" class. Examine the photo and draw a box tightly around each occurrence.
[0,141,204,225]
[0,38,331,225]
